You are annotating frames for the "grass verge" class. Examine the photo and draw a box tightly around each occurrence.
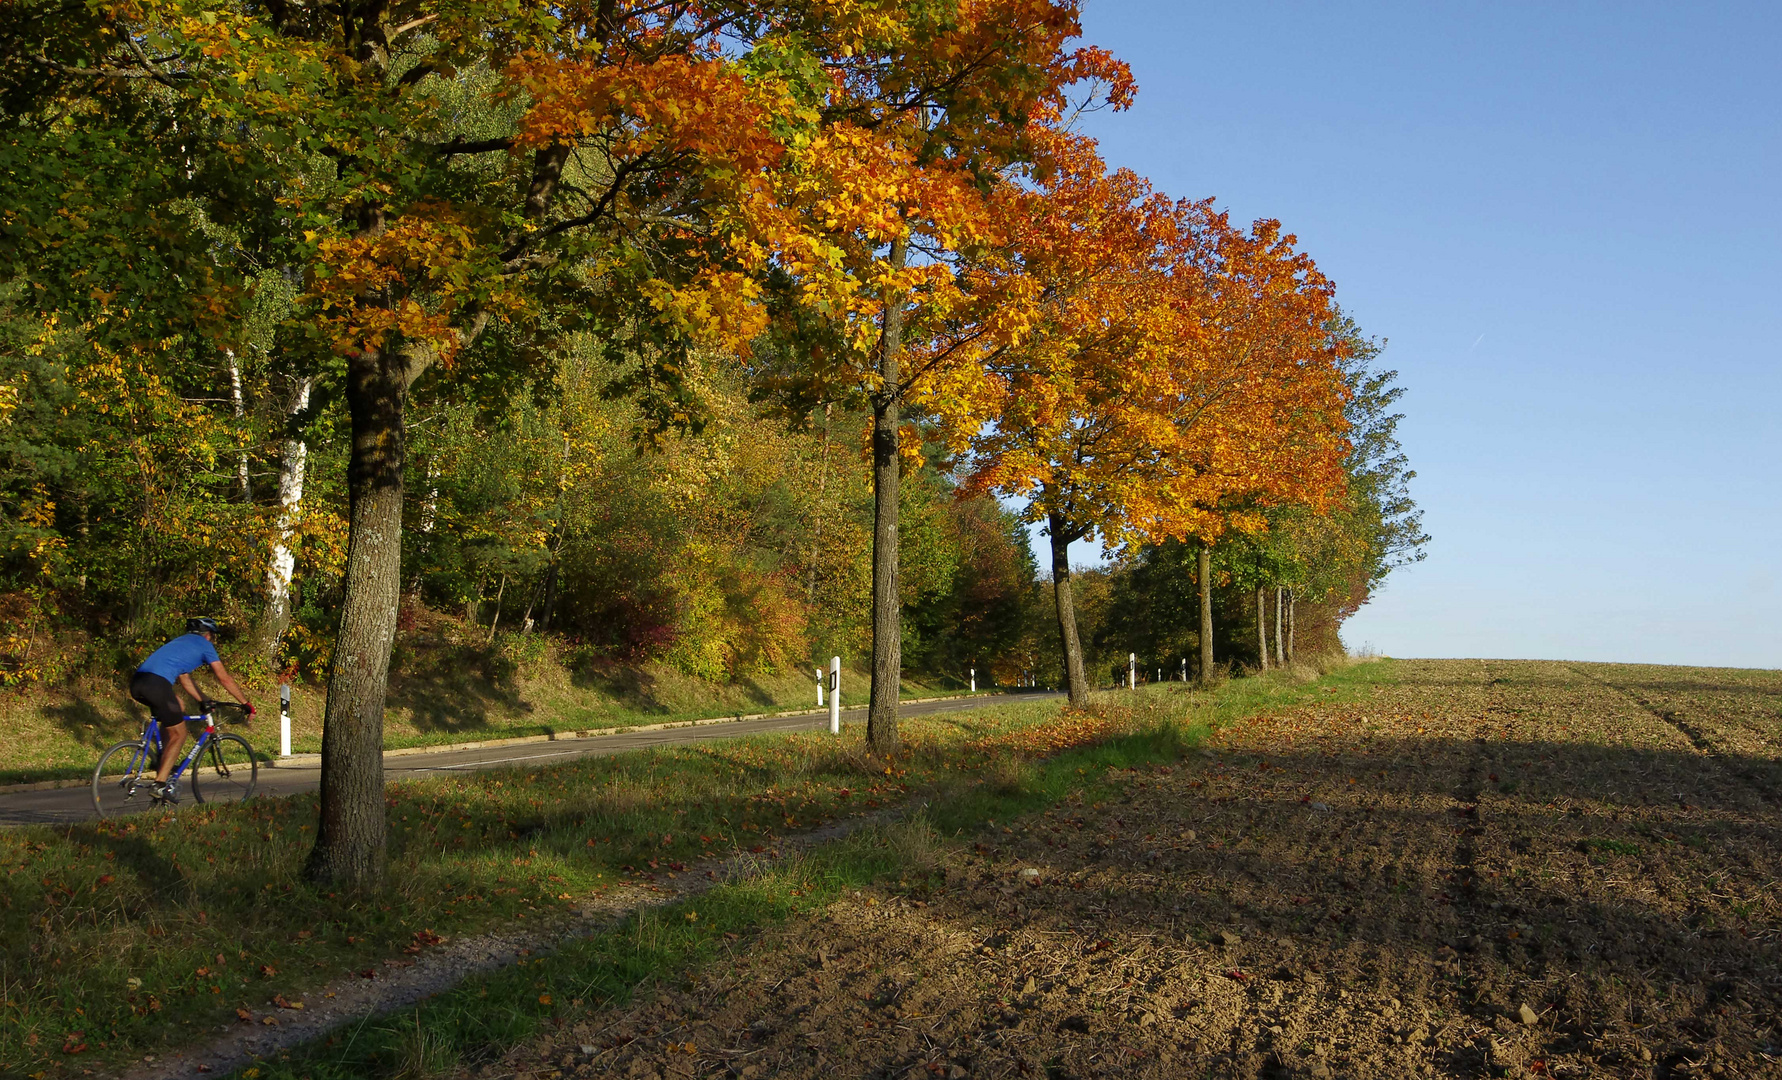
[1,661,1387,1077]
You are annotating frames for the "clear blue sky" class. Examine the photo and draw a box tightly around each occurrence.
[1049,0,1781,669]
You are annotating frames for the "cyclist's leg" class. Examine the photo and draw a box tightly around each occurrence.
[155,722,187,781]
[129,673,188,782]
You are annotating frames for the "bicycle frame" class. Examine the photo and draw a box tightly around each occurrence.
[126,709,224,794]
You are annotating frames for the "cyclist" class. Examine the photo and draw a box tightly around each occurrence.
[129,617,255,800]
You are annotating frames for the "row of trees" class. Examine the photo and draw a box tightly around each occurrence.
[1025,322,1428,685]
[2,1,1421,888]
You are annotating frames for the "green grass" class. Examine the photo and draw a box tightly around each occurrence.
[1580,837,1642,860]
[1,659,1386,1077]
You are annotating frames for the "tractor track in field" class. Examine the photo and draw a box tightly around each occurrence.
[1567,663,1781,807]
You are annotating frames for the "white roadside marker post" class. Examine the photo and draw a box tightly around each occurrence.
[816,665,824,707]
[970,666,976,693]
[279,682,292,757]
[1181,657,1188,682]
[829,656,841,735]
[1128,653,1136,690]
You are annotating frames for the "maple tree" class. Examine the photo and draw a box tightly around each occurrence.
[1088,316,1427,676]
[748,3,1133,750]
[966,142,1351,704]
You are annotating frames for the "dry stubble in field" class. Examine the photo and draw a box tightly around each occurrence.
[483,659,1781,1080]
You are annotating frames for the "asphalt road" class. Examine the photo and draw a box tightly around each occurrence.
[0,691,1062,827]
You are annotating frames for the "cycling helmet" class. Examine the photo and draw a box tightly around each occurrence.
[186,616,220,635]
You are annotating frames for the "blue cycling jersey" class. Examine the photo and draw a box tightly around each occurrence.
[137,633,221,682]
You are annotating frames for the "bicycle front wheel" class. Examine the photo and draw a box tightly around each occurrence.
[191,733,258,806]
[93,741,156,819]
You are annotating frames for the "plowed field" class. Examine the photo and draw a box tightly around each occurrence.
[477,659,1782,1079]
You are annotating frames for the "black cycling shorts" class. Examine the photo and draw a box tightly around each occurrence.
[129,672,187,732]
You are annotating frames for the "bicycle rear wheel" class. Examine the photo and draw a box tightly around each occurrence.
[93,741,156,818]
[190,732,258,806]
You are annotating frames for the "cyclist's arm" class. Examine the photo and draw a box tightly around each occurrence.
[175,673,203,713]
[208,661,255,719]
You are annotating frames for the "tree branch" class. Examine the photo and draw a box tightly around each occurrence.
[32,54,188,81]
[387,12,438,38]
[434,136,514,156]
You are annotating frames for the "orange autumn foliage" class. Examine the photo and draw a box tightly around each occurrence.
[966,136,1351,554]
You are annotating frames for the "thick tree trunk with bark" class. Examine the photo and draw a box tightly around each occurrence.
[257,374,314,668]
[1047,511,1090,708]
[867,237,908,753]
[1256,585,1269,670]
[304,348,416,890]
[1198,543,1214,682]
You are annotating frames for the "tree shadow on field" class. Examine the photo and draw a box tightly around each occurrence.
[40,688,143,751]
[787,734,1782,1080]
[386,641,530,734]
[17,828,196,915]
[733,675,777,709]
[567,661,671,716]
[94,832,194,905]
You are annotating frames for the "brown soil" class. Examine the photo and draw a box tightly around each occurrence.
[480,659,1782,1079]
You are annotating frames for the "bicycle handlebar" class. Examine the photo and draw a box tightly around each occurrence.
[195,700,251,718]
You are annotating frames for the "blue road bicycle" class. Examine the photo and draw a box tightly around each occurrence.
[92,701,259,817]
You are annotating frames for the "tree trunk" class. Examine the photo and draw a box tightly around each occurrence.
[486,573,506,642]
[1275,586,1285,670]
[1287,591,1296,663]
[1197,543,1214,683]
[1047,510,1090,708]
[407,456,441,600]
[806,402,832,603]
[304,348,415,890]
[227,349,251,501]
[1256,585,1269,670]
[258,374,314,669]
[867,237,908,753]
[539,561,559,632]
